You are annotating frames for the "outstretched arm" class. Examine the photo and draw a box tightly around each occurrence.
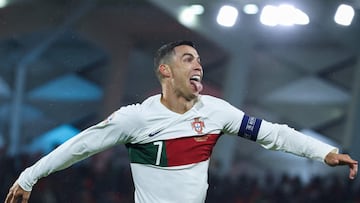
[3,106,137,202]
[325,152,358,179]
[5,182,30,203]
[254,120,358,180]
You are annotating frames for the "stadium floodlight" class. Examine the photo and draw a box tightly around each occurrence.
[217,5,238,27]
[178,4,204,27]
[291,6,310,25]
[189,4,204,15]
[243,4,259,15]
[334,4,355,26]
[260,4,309,26]
[0,0,8,8]
[260,5,278,26]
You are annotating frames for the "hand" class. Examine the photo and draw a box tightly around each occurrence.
[5,182,31,203]
[325,152,358,179]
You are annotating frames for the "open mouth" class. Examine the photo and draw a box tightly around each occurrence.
[190,75,201,82]
[189,75,203,92]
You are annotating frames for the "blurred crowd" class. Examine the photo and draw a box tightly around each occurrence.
[1,147,360,203]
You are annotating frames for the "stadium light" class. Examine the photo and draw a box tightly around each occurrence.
[178,4,204,27]
[243,4,259,15]
[334,4,354,26]
[217,5,238,27]
[0,0,8,8]
[189,4,204,15]
[260,4,309,26]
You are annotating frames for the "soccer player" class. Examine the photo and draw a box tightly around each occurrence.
[5,41,358,203]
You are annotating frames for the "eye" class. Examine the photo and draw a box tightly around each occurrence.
[183,56,194,63]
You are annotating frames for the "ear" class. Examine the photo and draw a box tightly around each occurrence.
[159,64,171,77]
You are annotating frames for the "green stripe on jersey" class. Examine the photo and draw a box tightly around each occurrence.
[126,141,168,167]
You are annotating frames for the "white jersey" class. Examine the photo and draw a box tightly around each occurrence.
[17,94,337,203]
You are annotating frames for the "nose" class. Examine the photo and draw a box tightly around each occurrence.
[194,65,203,78]
[194,60,203,72]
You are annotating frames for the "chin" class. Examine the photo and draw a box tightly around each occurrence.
[184,93,199,101]
[191,92,201,100]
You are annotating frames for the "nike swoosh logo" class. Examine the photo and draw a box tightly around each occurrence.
[149,130,162,137]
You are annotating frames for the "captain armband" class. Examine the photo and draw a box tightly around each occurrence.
[238,115,262,141]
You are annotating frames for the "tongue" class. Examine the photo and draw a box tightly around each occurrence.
[190,80,203,93]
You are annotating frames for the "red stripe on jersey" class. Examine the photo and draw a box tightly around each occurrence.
[165,134,221,167]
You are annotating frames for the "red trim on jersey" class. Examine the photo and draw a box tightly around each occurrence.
[165,134,221,167]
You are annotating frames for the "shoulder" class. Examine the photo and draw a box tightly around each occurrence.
[101,95,158,133]
[198,94,244,116]
[114,94,160,120]
[140,94,161,107]
[199,95,233,107]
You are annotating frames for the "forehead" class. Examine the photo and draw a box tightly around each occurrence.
[173,45,199,58]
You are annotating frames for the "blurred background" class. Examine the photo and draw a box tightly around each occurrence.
[1,0,360,202]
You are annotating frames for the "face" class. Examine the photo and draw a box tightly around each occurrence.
[165,45,203,100]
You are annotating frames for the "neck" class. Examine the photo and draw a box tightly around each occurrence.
[160,87,198,114]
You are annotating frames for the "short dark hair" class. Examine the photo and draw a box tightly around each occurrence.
[153,40,195,80]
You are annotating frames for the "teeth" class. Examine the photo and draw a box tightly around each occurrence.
[190,75,201,82]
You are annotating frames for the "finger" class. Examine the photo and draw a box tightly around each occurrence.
[5,183,17,203]
[5,187,18,203]
[338,154,357,165]
[21,196,29,203]
[10,194,17,203]
[21,193,30,203]
[6,195,16,203]
[5,191,13,203]
[349,163,358,179]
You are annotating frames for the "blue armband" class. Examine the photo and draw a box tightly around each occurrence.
[238,115,262,141]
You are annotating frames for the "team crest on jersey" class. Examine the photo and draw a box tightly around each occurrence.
[191,117,205,134]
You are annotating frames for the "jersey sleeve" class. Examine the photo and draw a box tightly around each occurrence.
[210,96,338,163]
[17,104,142,192]
[256,120,338,162]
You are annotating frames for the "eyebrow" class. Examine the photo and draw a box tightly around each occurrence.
[181,53,200,61]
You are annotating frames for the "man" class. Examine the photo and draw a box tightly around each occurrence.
[5,41,358,203]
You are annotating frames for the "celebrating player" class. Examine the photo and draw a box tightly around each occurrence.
[5,41,358,203]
